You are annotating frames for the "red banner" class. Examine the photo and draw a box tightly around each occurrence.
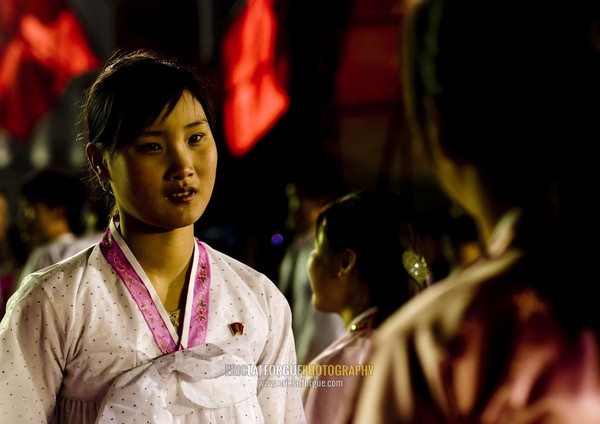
[222,0,288,157]
[0,0,100,141]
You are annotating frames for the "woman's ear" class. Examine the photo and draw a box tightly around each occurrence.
[337,249,357,277]
[86,143,109,179]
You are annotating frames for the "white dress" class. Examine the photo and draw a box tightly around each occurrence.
[16,232,103,289]
[0,220,305,423]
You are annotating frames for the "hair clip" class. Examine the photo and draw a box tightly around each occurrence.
[402,250,429,286]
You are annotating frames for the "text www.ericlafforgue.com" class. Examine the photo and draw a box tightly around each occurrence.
[258,378,343,389]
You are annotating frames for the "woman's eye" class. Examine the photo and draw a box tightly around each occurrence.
[138,143,161,152]
[189,134,204,144]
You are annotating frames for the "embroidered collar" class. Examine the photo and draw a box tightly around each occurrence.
[100,219,211,354]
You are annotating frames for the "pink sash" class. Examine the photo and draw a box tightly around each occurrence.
[100,226,210,354]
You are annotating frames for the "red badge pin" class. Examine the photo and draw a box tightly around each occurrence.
[228,322,244,336]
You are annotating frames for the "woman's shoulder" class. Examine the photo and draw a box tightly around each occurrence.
[374,247,527,343]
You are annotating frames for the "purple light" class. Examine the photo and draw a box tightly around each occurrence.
[271,232,284,247]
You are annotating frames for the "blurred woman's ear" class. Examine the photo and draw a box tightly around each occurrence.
[337,249,357,277]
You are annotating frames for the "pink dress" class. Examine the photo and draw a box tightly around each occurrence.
[302,308,377,424]
[350,210,600,424]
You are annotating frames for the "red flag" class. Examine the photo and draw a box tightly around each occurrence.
[222,0,289,157]
[0,0,100,141]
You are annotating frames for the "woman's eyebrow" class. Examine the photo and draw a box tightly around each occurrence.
[140,118,209,137]
[184,118,208,129]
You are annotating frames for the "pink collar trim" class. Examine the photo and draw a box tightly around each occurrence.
[100,222,210,354]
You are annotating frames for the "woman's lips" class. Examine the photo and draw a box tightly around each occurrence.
[167,188,197,202]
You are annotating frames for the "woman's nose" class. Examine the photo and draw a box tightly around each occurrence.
[167,147,194,181]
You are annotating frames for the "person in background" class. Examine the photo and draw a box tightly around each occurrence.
[15,167,98,288]
[0,187,8,249]
[0,187,12,315]
[0,226,28,318]
[349,0,600,422]
[0,185,28,316]
[278,171,345,365]
[0,48,305,423]
[0,187,9,306]
[302,187,429,424]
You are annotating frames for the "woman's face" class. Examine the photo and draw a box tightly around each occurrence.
[307,221,347,314]
[105,91,217,232]
[17,199,56,247]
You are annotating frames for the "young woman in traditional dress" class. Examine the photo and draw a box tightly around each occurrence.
[0,48,305,424]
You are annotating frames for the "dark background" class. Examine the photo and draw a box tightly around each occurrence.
[0,0,447,281]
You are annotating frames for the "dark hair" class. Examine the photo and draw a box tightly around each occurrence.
[82,48,215,155]
[80,48,215,212]
[316,188,424,327]
[19,168,88,236]
[403,0,600,217]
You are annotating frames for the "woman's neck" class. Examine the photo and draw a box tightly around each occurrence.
[341,307,378,332]
[117,217,196,308]
[460,173,505,251]
[340,302,374,329]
